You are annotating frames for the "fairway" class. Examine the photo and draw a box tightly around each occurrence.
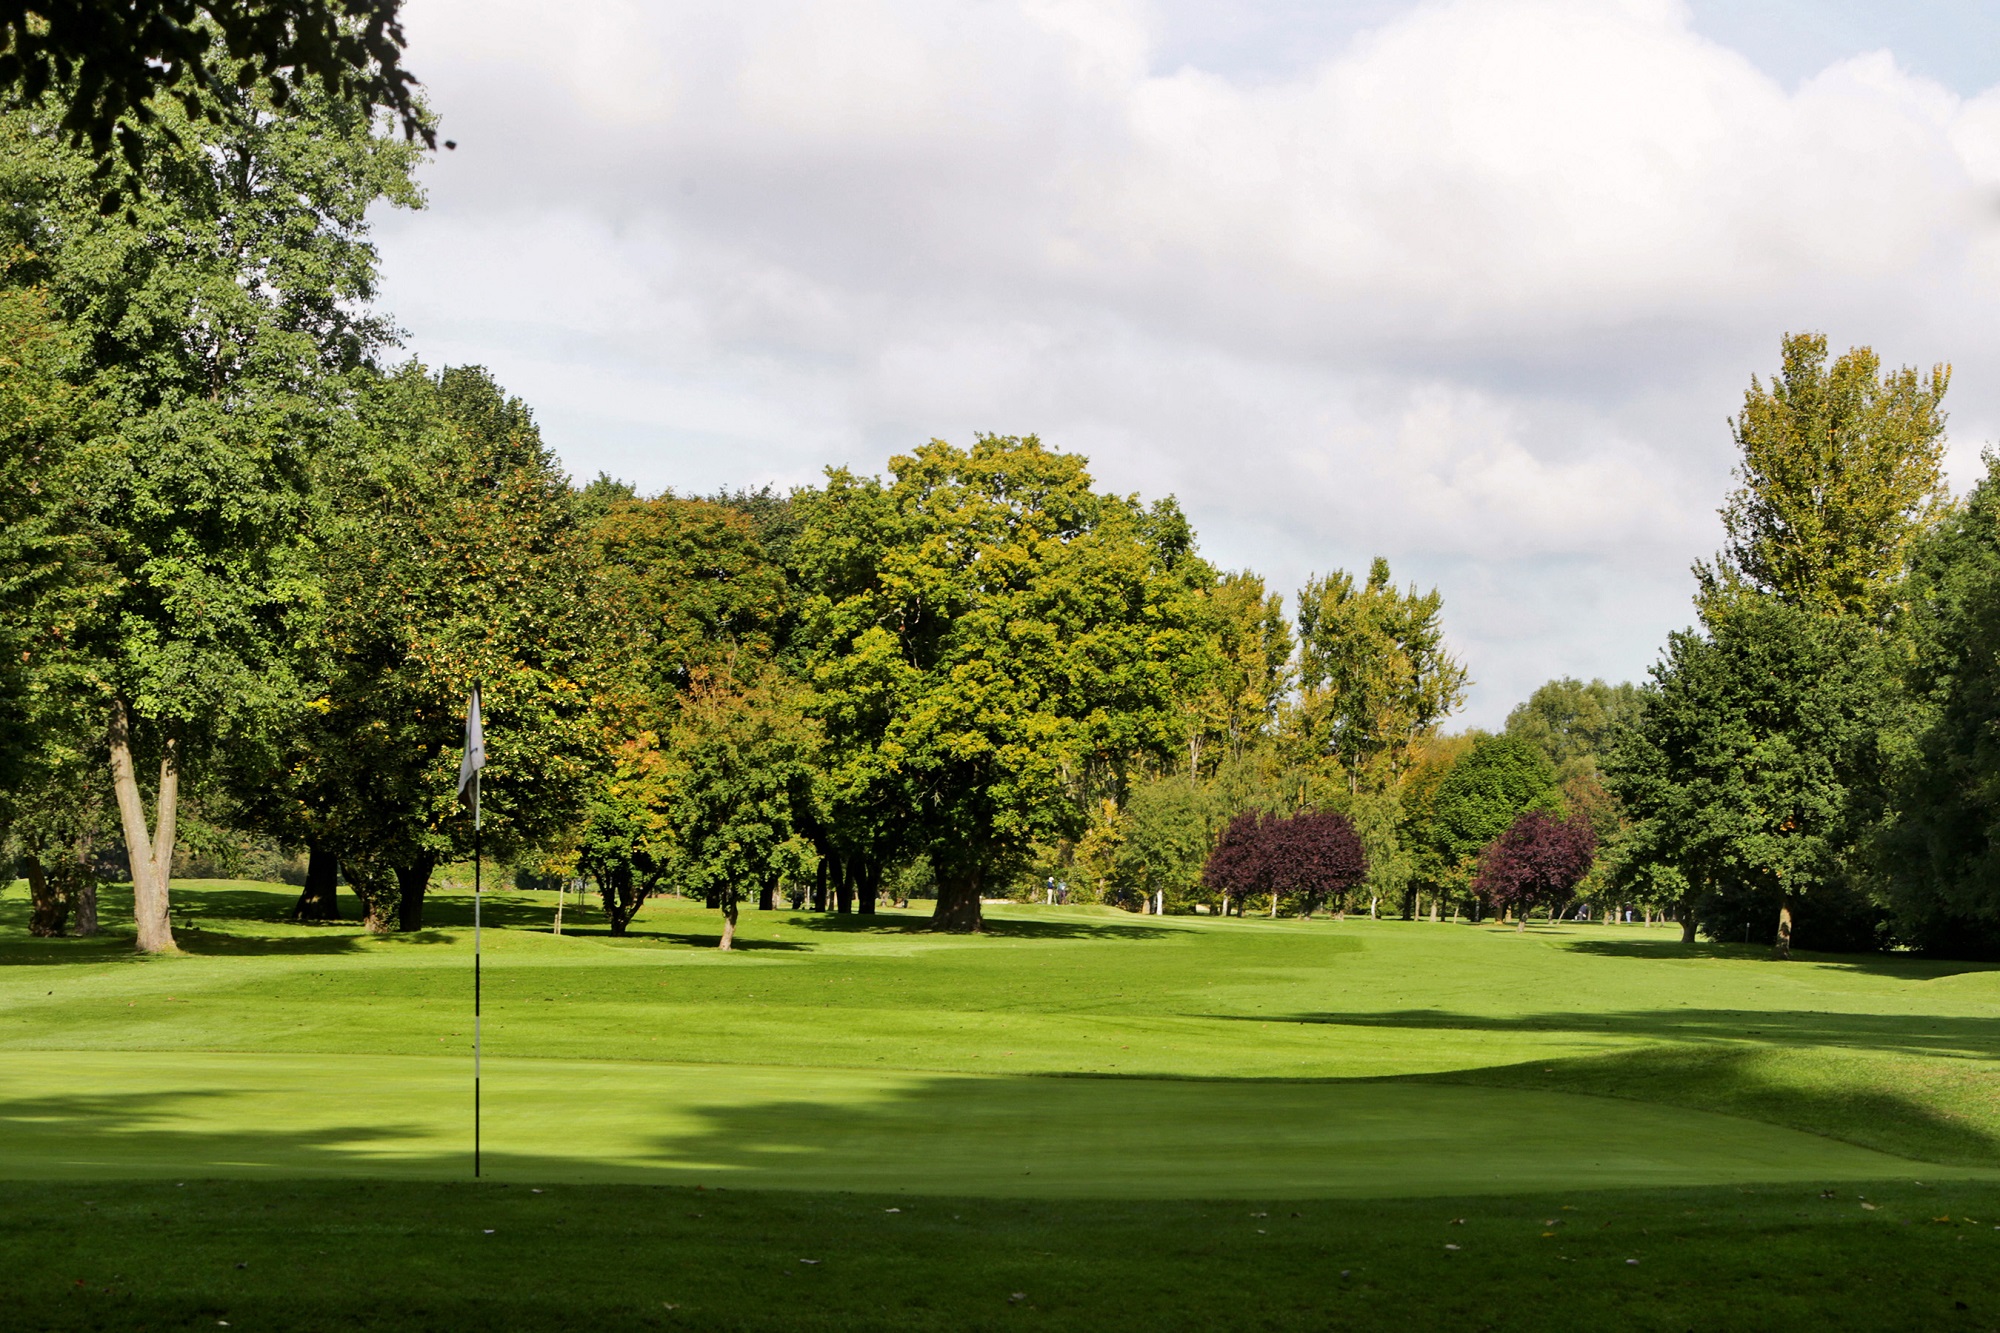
[3,1050,1947,1196]
[11,881,2000,1328]
[7,880,2000,1194]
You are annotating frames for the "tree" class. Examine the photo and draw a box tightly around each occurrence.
[1182,572,1292,775]
[1292,557,1468,793]
[1607,601,1892,956]
[1,67,422,951]
[1696,332,1949,626]
[1197,809,1365,918]
[0,285,90,821]
[1877,456,2000,955]
[794,435,1213,932]
[291,364,600,931]
[1201,811,1265,917]
[1473,810,1595,930]
[1408,734,1560,915]
[2,0,429,203]
[658,671,820,950]
[591,494,787,708]
[1115,774,1225,911]
[575,732,672,937]
[1504,678,1643,783]
[1265,811,1366,918]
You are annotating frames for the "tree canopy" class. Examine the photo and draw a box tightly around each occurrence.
[794,435,1214,932]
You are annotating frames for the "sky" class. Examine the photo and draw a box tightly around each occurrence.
[369,0,2000,727]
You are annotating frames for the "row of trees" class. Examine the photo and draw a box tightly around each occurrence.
[16,25,1999,957]
[1,35,1503,946]
[1602,333,2000,957]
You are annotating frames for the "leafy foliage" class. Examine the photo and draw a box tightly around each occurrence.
[1200,808,1366,917]
[1292,557,1468,793]
[793,434,1214,931]
[1,0,429,204]
[1608,600,1892,952]
[292,364,600,929]
[1877,455,2000,955]
[1697,332,1949,626]
[1408,734,1559,905]
[1473,810,1596,925]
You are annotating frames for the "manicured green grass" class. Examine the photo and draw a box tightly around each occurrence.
[5,877,2000,1326]
[11,1177,2000,1330]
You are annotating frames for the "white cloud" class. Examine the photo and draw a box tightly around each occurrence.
[374,0,2000,724]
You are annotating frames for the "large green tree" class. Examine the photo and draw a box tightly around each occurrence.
[1609,601,1892,955]
[1181,571,1291,776]
[1696,332,1949,626]
[1877,457,2000,955]
[0,69,421,951]
[793,435,1213,932]
[282,364,600,930]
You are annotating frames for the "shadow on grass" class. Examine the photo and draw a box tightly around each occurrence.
[9,1053,1997,1191]
[1560,935,2000,980]
[1213,1006,2000,1060]
[785,913,1180,941]
[1421,1042,2000,1169]
[176,929,368,958]
[550,927,813,952]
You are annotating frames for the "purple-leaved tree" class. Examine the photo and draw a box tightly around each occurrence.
[1265,812,1367,918]
[1202,812,1266,916]
[1201,810,1368,918]
[1473,810,1597,931]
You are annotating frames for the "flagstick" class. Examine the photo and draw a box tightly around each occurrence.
[474,766,482,1180]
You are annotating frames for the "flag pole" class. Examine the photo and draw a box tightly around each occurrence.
[474,763,481,1179]
[458,684,487,1181]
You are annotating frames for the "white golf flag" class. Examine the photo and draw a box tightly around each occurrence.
[456,686,485,797]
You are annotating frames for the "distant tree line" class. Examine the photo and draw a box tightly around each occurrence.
[9,36,2000,958]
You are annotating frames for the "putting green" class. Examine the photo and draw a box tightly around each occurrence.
[0,1050,1970,1197]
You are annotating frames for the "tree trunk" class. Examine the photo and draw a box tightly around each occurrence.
[108,699,178,954]
[1774,896,1793,960]
[395,856,437,933]
[292,842,341,921]
[811,855,827,911]
[759,878,776,911]
[859,860,879,915]
[718,892,738,950]
[930,865,983,933]
[69,834,99,937]
[835,855,854,913]
[26,859,67,937]
[1269,890,1278,918]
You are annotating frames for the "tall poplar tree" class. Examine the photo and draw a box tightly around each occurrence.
[1696,332,1949,626]
[1293,557,1468,792]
